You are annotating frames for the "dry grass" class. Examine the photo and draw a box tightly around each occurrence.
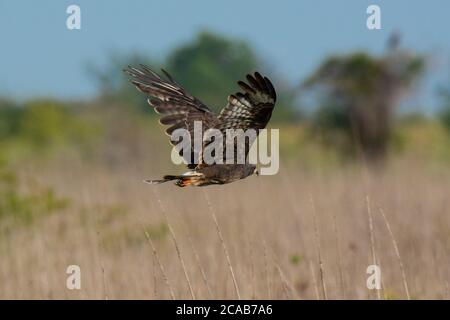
[0,151,449,299]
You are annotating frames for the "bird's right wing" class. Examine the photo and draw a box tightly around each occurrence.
[217,72,277,162]
[218,72,276,131]
[124,65,220,169]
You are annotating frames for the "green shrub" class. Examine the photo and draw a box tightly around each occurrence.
[0,161,69,225]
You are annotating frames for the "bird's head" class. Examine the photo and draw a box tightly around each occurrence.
[244,164,259,178]
[242,164,257,178]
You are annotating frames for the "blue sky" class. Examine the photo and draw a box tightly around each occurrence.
[1,0,450,112]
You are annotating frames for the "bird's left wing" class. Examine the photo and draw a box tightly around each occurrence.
[124,65,220,169]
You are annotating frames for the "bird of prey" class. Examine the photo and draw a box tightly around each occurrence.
[124,65,276,187]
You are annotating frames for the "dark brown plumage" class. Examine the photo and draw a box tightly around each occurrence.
[123,65,276,187]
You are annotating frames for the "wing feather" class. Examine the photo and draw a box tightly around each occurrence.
[217,72,277,162]
[124,65,219,168]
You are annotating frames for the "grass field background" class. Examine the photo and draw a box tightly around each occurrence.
[1,15,450,299]
[1,119,449,300]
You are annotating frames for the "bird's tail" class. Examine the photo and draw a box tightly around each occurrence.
[144,173,202,187]
[144,175,178,185]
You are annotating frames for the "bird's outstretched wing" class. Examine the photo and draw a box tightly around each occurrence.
[124,65,220,168]
[218,72,276,131]
[216,72,277,162]
[124,66,276,167]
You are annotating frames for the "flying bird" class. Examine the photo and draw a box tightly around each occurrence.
[123,65,276,187]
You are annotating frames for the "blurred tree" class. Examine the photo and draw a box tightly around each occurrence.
[438,85,450,132]
[19,100,69,147]
[0,99,23,140]
[166,31,258,111]
[88,31,298,121]
[166,31,297,121]
[304,39,424,161]
[0,98,100,159]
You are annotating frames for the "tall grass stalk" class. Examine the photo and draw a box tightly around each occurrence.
[203,190,241,299]
[188,235,213,299]
[144,228,176,300]
[366,196,381,300]
[379,207,411,300]
[152,189,195,299]
[310,194,328,300]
